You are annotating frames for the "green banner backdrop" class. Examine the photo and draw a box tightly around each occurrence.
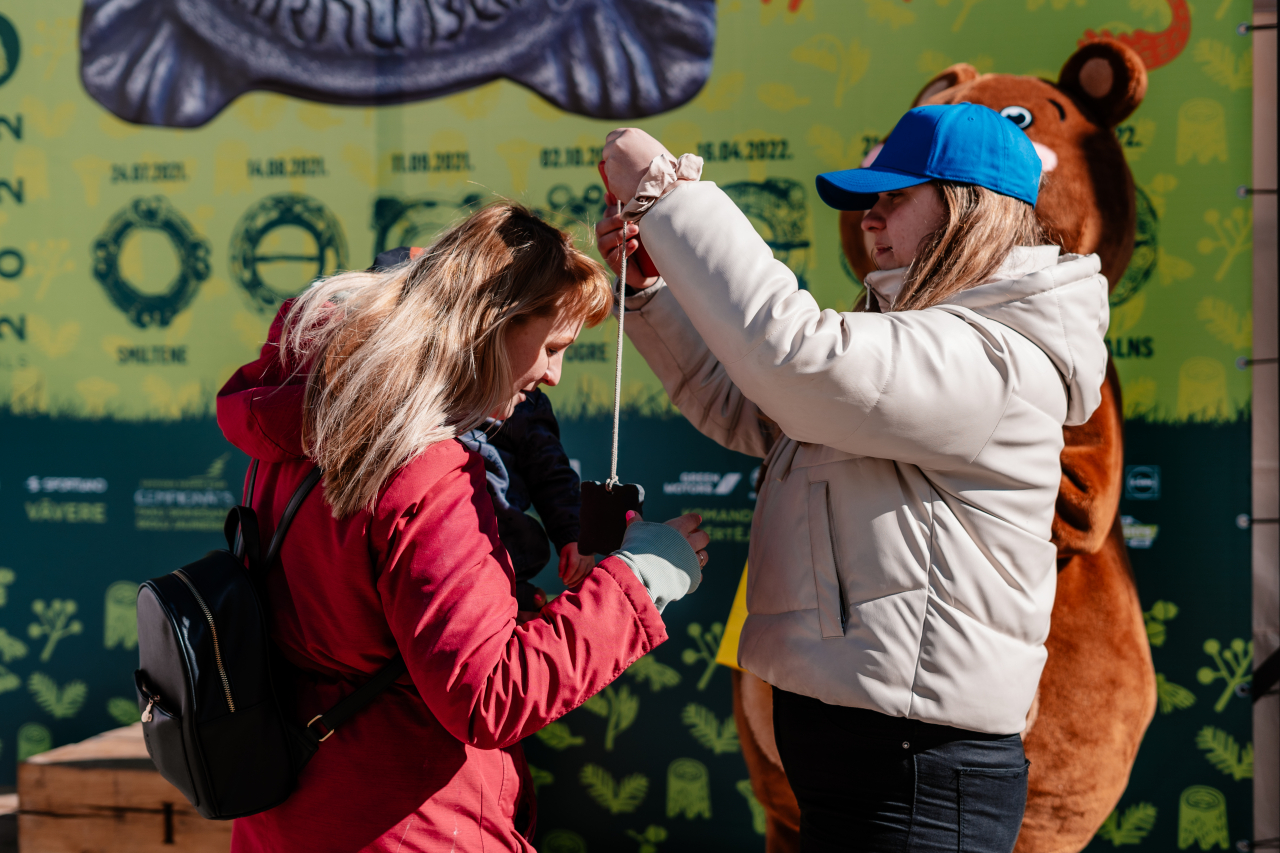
[0,1,1255,850]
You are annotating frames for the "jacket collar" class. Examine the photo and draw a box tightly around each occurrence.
[861,246,1062,313]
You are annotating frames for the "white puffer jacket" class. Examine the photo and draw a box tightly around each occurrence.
[625,181,1109,735]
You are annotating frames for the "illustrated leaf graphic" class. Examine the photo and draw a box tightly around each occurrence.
[534,721,584,751]
[527,763,554,792]
[582,694,609,718]
[627,654,682,692]
[1195,726,1253,780]
[579,763,648,814]
[106,696,141,726]
[1192,39,1252,90]
[1096,802,1158,846]
[864,0,915,28]
[1156,673,1197,714]
[682,703,741,755]
[614,687,640,735]
[0,629,28,663]
[1149,600,1179,621]
[737,779,767,836]
[1196,297,1252,349]
[28,672,87,719]
[0,666,19,695]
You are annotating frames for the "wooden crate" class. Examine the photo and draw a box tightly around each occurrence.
[18,724,231,853]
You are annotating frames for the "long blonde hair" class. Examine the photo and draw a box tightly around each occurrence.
[281,202,612,517]
[889,181,1047,311]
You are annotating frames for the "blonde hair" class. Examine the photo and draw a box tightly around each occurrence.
[281,202,612,517]
[887,181,1047,312]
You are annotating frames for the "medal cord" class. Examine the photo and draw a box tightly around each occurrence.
[606,243,626,491]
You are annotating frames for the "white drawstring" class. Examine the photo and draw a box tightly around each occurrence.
[606,237,627,490]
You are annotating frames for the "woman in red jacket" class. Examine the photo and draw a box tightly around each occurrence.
[217,203,708,852]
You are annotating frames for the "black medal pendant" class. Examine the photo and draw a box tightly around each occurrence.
[578,481,645,555]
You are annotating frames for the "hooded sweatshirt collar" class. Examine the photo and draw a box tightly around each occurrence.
[861,245,1108,427]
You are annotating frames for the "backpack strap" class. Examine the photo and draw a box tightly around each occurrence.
[225,507,263,573]
[265,466,322,566]
[229,459,261,559]
[304,654,409,744]
[230,462,406,746]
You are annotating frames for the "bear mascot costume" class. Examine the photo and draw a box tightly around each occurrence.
[732,38,1158,853]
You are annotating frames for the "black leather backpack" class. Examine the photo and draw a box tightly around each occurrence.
[133,462,407,820]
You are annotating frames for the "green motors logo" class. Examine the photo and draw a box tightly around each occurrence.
[0,14,19,89]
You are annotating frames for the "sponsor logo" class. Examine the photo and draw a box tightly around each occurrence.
[681,507,753,543]
[663,471,743,496]
[25,476,108,494]
[134,454,236,531]
[25,500,106,524]
[21,476,108,524]
[1121,515,1159,549]
[1124,465,1161,500]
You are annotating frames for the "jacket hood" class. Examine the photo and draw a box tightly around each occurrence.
[217,303,309,462]
[865,246,1109,426]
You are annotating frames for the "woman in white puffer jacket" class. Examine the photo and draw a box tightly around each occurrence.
[596,104,1109,852]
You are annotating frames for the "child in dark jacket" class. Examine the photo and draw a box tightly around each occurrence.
[372,248,595,611]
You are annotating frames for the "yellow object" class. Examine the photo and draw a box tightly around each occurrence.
[714,563,750,671]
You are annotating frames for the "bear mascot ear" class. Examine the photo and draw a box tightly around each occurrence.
[840,64,982,288]
[911,63,980,107]
[1058,38,1147,127]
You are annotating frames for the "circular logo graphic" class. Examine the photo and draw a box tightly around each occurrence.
[92,197,211,329]
[724,178,812,290]
[372,193,484,261]
[1123,465,1161,500]
[1111,185,1158,308]
[230,193,347,313]
[0,14,19,89]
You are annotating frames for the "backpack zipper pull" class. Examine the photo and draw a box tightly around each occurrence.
[141,695,155,723]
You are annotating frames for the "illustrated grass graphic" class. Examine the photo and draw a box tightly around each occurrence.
[0,629,27,664]
[682,622,725,691]
[582,685,640,751]
[534,721,585,751]
[1096,802,1157,846]
[107,696,141,726]
[579,764,648,814]
[1197,637,1253,712]
[625,825,668,853]
[737,780,767,835]
[1195,726,1253,780]
[28,671,87,719]
[627,654,682,692]
[682,703,740,755]
[1157,673,1197,714]
[28,598,83,662]
[666,758,712,820]
[1143,600,1178,647]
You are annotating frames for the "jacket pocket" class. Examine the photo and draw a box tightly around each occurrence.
[807,481,845,638]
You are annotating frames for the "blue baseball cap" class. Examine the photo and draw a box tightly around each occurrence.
[815,103,1042,211]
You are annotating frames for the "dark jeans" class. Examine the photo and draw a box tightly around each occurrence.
[773,688,1029,853]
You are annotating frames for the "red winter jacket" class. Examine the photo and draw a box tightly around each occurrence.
[218,309,668,852]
